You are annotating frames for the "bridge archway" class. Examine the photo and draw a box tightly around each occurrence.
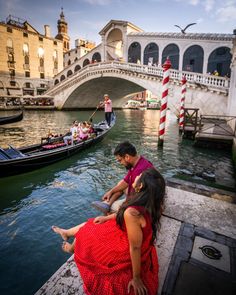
[128,42,141,63]
[83,59,90,67]
[106,28,123,60]
[92,52,101,62]
[67,70,73,77]
[143,43,159,65]
[162,44,179,69]
[74,64,81,72]
[207,46,231,76]
[183,45,204,73]
[60,75,65,82]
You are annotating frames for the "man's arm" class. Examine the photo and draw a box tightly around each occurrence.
[102,179,128,202]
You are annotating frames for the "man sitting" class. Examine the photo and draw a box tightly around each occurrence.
[63,120,79,145]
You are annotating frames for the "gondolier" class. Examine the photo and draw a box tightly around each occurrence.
[100,94,112,127]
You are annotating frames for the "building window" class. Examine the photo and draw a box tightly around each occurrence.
[7,27,12,33]
[25,82,31,88]
[39,36,43,42]
[23,32,28,37]
[39,58,44,67]
[38,47,44,57]
[10,79,16,86]
[25,71,30,77]
[54,41,57,45]
[40,73,45,79]
[23,43,29,55]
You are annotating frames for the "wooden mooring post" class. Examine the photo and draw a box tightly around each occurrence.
[181,108,200,139]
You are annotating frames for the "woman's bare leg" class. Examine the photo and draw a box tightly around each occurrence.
[52,222,86,240]
[62,239,75,254]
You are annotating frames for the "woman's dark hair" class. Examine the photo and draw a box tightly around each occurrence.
[114,141,137,157]
[116,168,165,242]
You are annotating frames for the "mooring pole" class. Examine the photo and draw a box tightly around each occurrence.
[158,57,172,146]
[179,75,187,132]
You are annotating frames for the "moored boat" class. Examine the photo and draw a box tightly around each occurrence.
[0,113,116,178]
[0,111,23,125]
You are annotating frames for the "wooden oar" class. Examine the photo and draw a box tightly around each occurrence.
[88,103,102,122]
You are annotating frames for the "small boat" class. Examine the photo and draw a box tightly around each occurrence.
[0,111,23,125]
[0,113,116,178]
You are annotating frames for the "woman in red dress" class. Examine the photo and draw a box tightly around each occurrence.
[52,168,165,295]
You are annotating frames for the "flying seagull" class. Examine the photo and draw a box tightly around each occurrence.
[174,23,197,34]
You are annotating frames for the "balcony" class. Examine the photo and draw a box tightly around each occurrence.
[23,64,30,70]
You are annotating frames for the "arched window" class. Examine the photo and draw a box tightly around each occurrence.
[23,43,29,55]
[162,44,179,70]
[53,50,58,60]
[24,55,29,65]
[74,57,78,62]
[54,79,59,85]
[83,59,90,67]
[74,64,81,72]
[68,60,71,66]
[143,43,159,65]
[92,52,101,62]
[207,47,231,76]
[128,42,141,63]
[183,45,204,73]
[8,53,14,62]
[60,75,65,82]
[38,47,44,58]
[67,70,73,77]
[39,58,44,67]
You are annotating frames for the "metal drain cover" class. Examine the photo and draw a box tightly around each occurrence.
[191,236,230,273]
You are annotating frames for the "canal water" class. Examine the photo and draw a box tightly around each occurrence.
[0,109,235,295]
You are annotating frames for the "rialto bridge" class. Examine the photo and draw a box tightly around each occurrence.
[47,20,236,116]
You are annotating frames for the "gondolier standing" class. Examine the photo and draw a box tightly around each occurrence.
[100,94,112,126]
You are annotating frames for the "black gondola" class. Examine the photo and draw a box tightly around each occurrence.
[0,113,116,178]
[0,111,23,125]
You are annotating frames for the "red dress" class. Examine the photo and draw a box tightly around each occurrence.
[74,206,159,295]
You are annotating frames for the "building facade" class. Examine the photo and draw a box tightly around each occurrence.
[0,14,64,98]
[64,38,96,68]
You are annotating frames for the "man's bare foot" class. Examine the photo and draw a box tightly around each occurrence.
[51,225,68,241]
[62,241,74,254]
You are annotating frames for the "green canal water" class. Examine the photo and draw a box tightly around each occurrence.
[0,109,235,295]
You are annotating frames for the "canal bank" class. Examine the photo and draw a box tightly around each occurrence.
[35,182,236,295]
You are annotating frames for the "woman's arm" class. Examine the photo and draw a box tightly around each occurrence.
[93,213,116,224]
[125,208,147,295]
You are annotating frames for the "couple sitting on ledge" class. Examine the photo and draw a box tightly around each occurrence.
[52,141,165,295]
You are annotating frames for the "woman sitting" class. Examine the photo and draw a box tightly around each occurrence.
[78,121,89,141]
[52,168,165,295]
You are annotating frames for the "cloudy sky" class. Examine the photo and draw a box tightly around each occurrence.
[0,0,235,47]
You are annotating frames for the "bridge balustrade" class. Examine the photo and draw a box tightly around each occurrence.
[50,61,229,95]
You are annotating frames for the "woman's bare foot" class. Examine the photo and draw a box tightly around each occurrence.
[62,241,74,254]
[52,225,68,241]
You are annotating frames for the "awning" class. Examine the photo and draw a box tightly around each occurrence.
[8,89,22,96]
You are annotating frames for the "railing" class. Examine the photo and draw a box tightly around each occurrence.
[199,115,236,137]
[49,61,230,95]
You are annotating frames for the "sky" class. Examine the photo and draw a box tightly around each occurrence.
[0,0,236,47]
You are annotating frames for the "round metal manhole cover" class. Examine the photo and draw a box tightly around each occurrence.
[199,245,222,260]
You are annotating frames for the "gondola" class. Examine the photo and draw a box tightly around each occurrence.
[0,113,116,178]
[0,111,23,125]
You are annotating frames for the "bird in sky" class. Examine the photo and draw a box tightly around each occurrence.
[174,23,197,34]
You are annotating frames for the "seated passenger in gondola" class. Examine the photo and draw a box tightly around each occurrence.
[78,122,89,141]
[63,120,79,145]
[86,121,96,138]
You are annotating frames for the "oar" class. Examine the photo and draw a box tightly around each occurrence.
[88,103,101,122]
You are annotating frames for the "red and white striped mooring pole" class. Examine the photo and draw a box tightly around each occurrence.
[158,57,172,146]
[179,75,187,130]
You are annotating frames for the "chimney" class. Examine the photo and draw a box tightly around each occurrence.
[44,25,51,37]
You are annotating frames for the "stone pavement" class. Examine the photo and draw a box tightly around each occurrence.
[35,185,236,295]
